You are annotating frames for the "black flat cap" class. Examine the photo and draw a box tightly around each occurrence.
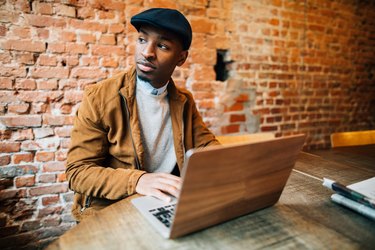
[130,8,192,50]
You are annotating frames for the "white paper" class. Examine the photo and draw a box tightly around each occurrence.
[348,177,375,200]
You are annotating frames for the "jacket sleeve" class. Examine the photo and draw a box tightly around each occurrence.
[66,88,145,200]
[189,96,221,148]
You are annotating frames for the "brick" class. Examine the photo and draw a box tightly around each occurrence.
[64,56,79,67]
[101,57,119,67]
[21,137,60,151]
[0,77,13,89]
[0,165,38,178]
[78,33,96,43]
[57,172,66,182]
[69,19,107,33]
[55,4,76,17]
[81,56,100,66]
[58,79,77,90]
[55,127,73,138]
[37,206,63,218]
[42,216,61,227]
[108,23,124,33]
[99,34,116,45]
[0,91,19,103]
[62,192,74,203]
[25,14,66,28]
[91,45,125,56]
[59,103,73,114]
[97,0,126,10]
[38,173,56,183]
[33,127,54,139]
[224,103,244,112]
[39,55,57,66]
[77,7,95,19]
[29,183,68,196]
[98,11,115,19]
[0,51,12,63]
[0,24,6,36]
[42,115,74,126]
[0,155,11,166]
[10,27,31,39]
[31,103,48,114]
[43,161,65,172]
[15,175,36,187]
[55,150,67,161]
[21,220,42,231]
[3,39,46,52]
[47,43,65,53]
[13,153,34,164]
[269,18,280,26]
[0,66,27,77]
[0,104,6,115]
[42,195,59,206]
[221,124,240,134]
[65,43,88,54]
[0,10,19,23]
[15,79,36,90]
[261,126,278,132]
[36,28,50,39]
[37,79,58,90]
[60,31,76,42]
[35,151,55,162]
[63,91,83,104]
[17,91,49,103]
[32,2,53,15]
[190,17,216,34]
[230,114,246,123]
[32,67,69,78]
[12,128,34,141]
[71,67,107,79]
[0,115,42,128]
[235,94,249,102]
[60,138,71,149]
[14,52,35,65]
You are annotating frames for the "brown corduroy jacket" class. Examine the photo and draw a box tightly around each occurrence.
[66,66,219,221]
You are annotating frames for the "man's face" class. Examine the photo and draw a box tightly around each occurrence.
[135,24,188,88]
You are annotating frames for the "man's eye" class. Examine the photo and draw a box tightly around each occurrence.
[158,44,169,50]
[138,37,146,43]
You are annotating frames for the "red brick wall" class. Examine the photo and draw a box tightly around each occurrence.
[0,0,374,248]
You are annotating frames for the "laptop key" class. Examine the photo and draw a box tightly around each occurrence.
[149,204,176,228]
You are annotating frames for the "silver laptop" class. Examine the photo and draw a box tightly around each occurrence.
[132,134,306,238]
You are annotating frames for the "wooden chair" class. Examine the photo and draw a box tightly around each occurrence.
[216,132,275,145]
[330,130,375,148]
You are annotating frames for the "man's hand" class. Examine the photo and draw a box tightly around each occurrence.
[135,173,182,202]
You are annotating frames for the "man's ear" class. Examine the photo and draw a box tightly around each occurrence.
[176,51,188,67]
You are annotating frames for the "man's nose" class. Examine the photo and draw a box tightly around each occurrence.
[142,43,156,60]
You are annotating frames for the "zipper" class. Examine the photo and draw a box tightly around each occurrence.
[118,91,141,170]
[80,196,92,213]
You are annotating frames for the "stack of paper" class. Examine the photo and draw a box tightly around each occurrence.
[326,177,375,221]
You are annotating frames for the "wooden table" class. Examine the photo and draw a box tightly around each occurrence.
[48,147,375,250]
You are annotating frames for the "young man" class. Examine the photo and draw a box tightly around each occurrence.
[66,8,219,221]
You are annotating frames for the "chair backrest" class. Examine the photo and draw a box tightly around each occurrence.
[330,130,375,148]
[216,132,275,145]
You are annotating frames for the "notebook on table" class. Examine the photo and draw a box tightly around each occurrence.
[132,134,306,238]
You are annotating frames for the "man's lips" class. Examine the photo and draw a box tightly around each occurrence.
[137,62,156,72]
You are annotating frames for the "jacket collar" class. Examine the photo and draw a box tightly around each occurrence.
[119,66,186,103]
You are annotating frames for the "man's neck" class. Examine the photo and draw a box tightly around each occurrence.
[136,76,169,96]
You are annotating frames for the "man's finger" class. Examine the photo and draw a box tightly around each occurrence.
[150,189,173,202]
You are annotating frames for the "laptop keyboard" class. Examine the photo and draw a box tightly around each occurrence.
[149,204,175,228]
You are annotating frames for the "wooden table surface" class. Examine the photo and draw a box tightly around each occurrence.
[48,147,375,250]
